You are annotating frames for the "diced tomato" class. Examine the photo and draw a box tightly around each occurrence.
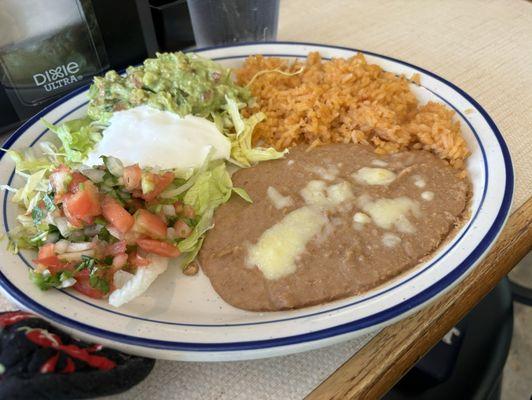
[136,239,180,258]
[68,172,88,193]
[101,196,134,233]
[35,244,58,271]
[62,195,83,228]
[63,181,101,225]
[128,250,151,267]
[34,256,64,273]
[38,243,55,259]
[123,164,142,191]
[72,270,106,299]
[33,255,75,275]
[174,220,192,238]
[112,253,128,269]
[132,209,167,239]
[141,172,174,201]
[104,240,127,257]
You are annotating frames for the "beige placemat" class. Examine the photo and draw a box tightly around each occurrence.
[1,1,530,399]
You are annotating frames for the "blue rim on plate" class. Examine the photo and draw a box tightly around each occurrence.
[0,42,513,352]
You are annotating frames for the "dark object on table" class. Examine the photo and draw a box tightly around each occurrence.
[0,0,196,135]
[150,0,196,51]
[508,253,532,306]
[510,279,532,306]
[384,277,514,400]
[0,311,155,400]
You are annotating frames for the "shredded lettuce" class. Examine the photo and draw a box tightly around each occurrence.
[232,187,253,203]
[180,237,204,265]
[183,161,233,216]
[11,169,47,212]
[224,97,287,167]
[4,148,52,172]
[178,208,214,253]
[177,161,252,256]
[41,117,101,165]
[225,95,246,135]
[1,147,53,218]
[159,148,217,200]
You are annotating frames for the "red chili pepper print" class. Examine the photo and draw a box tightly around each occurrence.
[0,311,35,328]
[40,353,60,373]
[24,328,116,373]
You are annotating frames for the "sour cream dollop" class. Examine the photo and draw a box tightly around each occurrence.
[85,105,231,170]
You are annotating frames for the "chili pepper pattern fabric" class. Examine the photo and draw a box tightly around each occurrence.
[0,311,154,399]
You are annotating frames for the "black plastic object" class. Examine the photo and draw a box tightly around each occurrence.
[150,0,196,51]
[91,0,159,71]
[384,278,514,400]
[0,311,155,400]
[509,279,532,306]
[0,89,19,134]
[407,319,467,388]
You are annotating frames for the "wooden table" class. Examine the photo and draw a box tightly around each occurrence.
[276,0,532,398]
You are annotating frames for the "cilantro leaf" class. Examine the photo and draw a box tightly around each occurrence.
[43,193,56,212]
[31,207,45,226]
[74,255,111,294]
[89,274,110,294]
[30,270,73,290]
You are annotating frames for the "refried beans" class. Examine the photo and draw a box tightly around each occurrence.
[199,144,471,311]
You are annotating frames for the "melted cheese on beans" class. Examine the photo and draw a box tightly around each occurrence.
[353,167,396,185]
[247,207,327,280]
[358,195,420,233]
[267,186,294,209]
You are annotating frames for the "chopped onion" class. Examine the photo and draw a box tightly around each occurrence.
[54,239,70,254]
[84,224,103,237]
[107,226,123,240]
[162,205,176,217]
[59,277,77,288]
[68,230,86,242]
[166,227,176,240]
[104,156,124,177]
[109,255,168,307]
[99,184,112,193]
[81,168,105,183]
[53,217,71,237]
[45,232,60,244]
[113,270,134,289]
[59,249,95,262]
[66,242,93,253]
[45,213,55,225]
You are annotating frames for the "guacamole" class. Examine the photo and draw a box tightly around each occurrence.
[87,52,250,122]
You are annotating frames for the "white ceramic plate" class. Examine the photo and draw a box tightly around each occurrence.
[0,42,513,361]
